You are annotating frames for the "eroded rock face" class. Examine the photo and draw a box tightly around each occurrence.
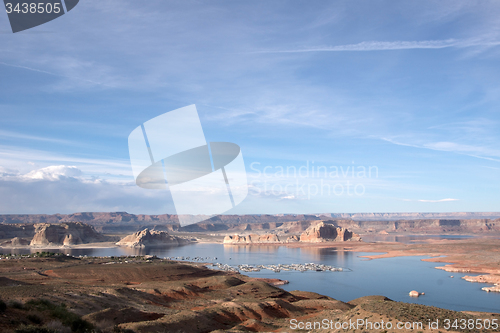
[0,237,31,247]
[116,229,192,248]
[223,234,281,244]
[30,222,106,247]
[299,221,361,242]
[223,222,360,244]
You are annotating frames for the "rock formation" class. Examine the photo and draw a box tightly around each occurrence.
[286,235,300,242]
[30,222,106,247]
[116,229,193,248]
[0,237,31,247]
[223,222,360,244]
[2,212,500,235]
[299,221,361,242]
[223,234,281,244]
[0,224,35,239]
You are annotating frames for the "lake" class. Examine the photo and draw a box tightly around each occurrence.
[4,243,499,313]
[361,234,475,243]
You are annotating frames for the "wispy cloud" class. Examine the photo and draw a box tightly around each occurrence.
[0,61,107,87]
[254,38,500,53]
[0,129,75,145]
[418,198,459,203]
[381,137,500,162]
[401,198,460,203]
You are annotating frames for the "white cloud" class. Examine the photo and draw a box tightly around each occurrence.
[0,145,133,181]
[423,141,500,158]
[381,137,500,162]
[0,165,175,214]
[253,38,500,54]
[0,129,78,145]
[418,198,459,203]
[0,60,110,89]
[22,165,83,181]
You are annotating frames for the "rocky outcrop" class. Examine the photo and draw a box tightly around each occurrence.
[30,222,106,247]
[2,212,500,235]
[299,222,361,242]
[223,234,281,244]
[0,224,35,239]
[482,285,500,293]
[1,237,31,247]
[116,229,193,248]
[223,222,360,244]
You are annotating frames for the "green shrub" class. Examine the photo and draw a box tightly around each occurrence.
[70,318,93,333]
[25,299,53,311]
[15,325,55,333]
[27,314,43,325]
[24,299,93,332]
[10,300,24,309]
[112,327,135,333]
[0,299,7,312]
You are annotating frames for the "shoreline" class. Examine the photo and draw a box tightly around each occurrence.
[218,237,500,292]
[0,241,119,250]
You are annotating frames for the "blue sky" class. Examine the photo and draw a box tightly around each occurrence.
[0,0,499,215]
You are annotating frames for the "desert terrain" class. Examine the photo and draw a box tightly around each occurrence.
[0,213,499,332]
[0,254,498,333]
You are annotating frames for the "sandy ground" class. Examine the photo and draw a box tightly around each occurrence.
[0,256,498,333]
[0,241,119,249]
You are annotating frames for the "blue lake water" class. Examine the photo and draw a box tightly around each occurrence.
[4,243,499,313]
[361,234,475,243]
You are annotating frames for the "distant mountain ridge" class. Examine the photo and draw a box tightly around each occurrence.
[326,212,500,220]
[1,211,499,224]
[0,212,500,234]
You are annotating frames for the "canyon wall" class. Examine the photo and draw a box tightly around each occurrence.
[1,212,499,235]
[116,229,194,248]
[224,222,361,244]
[30,222,107,247]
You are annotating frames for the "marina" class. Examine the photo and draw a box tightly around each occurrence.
[209,262,345,273]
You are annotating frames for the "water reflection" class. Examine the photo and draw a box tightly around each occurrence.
[223,244,280,254]
[362,234,474,244]
[1,244,192,257]
[300,247,356,265]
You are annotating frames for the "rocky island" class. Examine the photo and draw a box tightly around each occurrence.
[1,222,107,248]
[223,221,361,244]
[116,228,194,248]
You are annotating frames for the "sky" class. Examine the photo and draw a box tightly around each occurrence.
[0,0,499,215]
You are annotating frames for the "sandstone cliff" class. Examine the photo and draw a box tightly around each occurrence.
[223,222,360,244]
[116,229,193,248]
[30,222,107,247]
[1,237,31,247]
[2,212,500,235]
[223,234,282,244]
[0,224,35,239]
[299,221,361,242]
